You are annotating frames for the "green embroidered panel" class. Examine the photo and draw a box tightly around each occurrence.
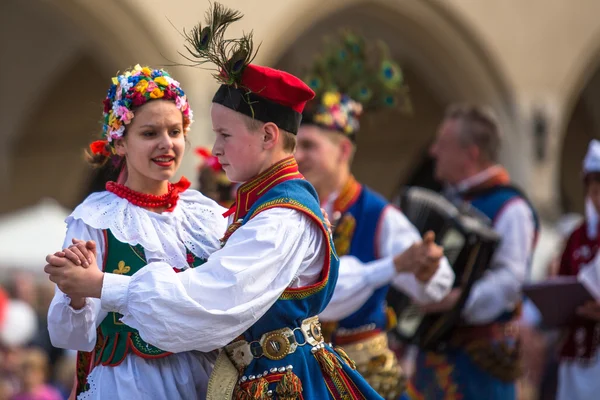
[96,230,206,365]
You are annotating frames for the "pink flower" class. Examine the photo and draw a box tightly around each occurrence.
[146,81,158,93]
[176,95,188,110]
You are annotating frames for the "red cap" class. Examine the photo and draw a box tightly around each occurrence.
[240,65,315,113]
[212,64,315,134]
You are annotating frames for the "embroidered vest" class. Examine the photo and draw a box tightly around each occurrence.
[463,184,540,322]
[217,159,383,399]
[558,221,600,361]
[94,230,206,367]
[333,184,390,337]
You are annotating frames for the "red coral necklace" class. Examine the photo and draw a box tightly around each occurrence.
[106,177,190,212]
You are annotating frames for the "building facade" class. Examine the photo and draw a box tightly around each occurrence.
[2,0,600,225]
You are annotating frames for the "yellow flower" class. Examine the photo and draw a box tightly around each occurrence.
[322,92,341,108]
[150,88,164,99]
[314,113,333,127]
[154,76,169,87]
[111,77,118,85]
[108,113,118,126]
[133,64,143,72]
[141,67,153,76]
[135,80,149,93]
[344,125,353,134]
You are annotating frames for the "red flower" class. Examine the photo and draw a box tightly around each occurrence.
[195,147,222,172]
[131,92,147,107]
[89,140,110,156]
[103,98,112,114]
[186,253,195,265]
[163,87,177,100]
[195,147,211,158]
[206,157,222,172]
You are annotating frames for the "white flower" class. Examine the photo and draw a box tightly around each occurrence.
[119,77,133,94]
[109,125,125,141]
[165,76,180,87]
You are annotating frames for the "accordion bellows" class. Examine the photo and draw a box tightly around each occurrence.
[389,187,501,350]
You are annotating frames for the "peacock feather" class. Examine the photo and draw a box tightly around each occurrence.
[178,2,258,88]
[304,29,411,113]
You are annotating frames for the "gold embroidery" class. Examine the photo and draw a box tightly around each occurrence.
[112,312,124,326]
[113,261,131,275]
[333,214,356,257]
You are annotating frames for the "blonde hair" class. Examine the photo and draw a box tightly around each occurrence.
[242,115,296,153]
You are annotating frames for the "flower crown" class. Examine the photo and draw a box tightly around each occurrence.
[303,31,410,140]
[90,65,193,156]
[311,92,363,135]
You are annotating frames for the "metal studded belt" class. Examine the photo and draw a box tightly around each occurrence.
[340,332,390,366]
[224,316,324,369]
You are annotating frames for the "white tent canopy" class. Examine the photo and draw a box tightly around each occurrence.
[0,199,70,275]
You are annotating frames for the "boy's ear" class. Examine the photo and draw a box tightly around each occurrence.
[262,122,279,150]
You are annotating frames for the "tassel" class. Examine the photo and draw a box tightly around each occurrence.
[275,370,303,400]
[385,306,398,331]
[334,346,356,370]
[233,377,269,400]
[314,347,342,376]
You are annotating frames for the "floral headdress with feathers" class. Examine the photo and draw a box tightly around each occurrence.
[176,2,316,135]
[303,31,411,139]
[179,2,259,89]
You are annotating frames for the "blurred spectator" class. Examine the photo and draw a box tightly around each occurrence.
[0,285,38,399]
[554,162,600,400]
[10,348,62,400]
[29,281,65,373]
[546,213,584,278]
[194,147,236,208]
[51,352,76,400]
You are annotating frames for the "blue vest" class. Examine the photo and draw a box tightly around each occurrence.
[240,179,338,339]
[232,178,383,399]
[468,185,538,228]
[466,184,540,320]
[410,185,539,400]
[335,186,389,331]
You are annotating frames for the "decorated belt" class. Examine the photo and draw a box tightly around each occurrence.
[224,316,324,370]
[451,320,519,345]
[338,332,390,366]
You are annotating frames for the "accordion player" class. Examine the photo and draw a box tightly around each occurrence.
[387,186,501,351]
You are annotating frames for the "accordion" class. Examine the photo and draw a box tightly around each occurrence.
[387,186,501,351]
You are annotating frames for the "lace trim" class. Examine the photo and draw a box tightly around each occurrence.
[68,190,227,268]
[76,369,99,400]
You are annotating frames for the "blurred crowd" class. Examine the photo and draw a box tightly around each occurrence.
[0,161,588,400]
[0,272,75,400]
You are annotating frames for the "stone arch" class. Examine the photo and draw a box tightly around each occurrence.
[556,30,600,215]
[261,0,516,198]
[1,0,172,213]
[559,65,600,214]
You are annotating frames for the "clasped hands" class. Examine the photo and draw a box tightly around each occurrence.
[44,239,103,306]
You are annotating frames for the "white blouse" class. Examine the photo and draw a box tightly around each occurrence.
[100,206,327,354]
[318,196,455,321]
[47,189,227,400]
